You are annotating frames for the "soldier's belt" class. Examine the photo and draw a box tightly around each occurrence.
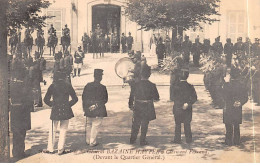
[135,100,153,103]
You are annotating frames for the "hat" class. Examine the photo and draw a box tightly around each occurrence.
[255,38,259,42]
[238,37,242,41]
[94,69,103,76]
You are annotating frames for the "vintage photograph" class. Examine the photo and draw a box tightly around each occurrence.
[0,0,260,163]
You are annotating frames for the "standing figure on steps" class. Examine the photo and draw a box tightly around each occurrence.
[73,45,84,77]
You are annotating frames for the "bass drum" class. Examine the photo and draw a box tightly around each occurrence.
[115,57,135,83]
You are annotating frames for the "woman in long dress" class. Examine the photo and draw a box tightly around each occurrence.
[150,34,157,56]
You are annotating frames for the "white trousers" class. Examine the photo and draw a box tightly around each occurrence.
[74,63,82,69]
[47,120,69,152]
[85,117,103,145]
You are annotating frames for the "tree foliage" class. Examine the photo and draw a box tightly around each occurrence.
[125,0,220,31]
[7,0,51,33]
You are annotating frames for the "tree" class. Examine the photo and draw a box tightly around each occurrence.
[0,0,51,162]
[125,0,220,33]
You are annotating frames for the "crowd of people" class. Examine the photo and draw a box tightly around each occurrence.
[8,24,260,159]
[81,24,134,57]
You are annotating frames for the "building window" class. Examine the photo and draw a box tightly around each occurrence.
[227,11,246,42]
[45,10,63,42]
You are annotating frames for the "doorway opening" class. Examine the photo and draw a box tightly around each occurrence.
[92,4,121,52]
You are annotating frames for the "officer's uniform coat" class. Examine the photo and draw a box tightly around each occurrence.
[222,80,248,124]
[172,80,197,123]
[82,81,108,117]
[44,80,78,120]
[133,80,160,121]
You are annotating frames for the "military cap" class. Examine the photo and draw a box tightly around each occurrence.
[238,37,242,41]
[255,38,259,42]
[94,69,104,76]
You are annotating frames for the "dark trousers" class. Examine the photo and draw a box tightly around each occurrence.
[226,54,232,68]
[127,44,132,51]
[129,84,135,108]
[122,44,127,53]
[183,53,190,64]
[174,122,192,143]
[34,81,42,106]
[225,124,240,145]
[83,43,88,53]
[193,54,200,67]
[12,128,26,157]
[130,117,149,143]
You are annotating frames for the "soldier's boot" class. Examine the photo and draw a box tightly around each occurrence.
[74,69,77,77]
[78,68,81,77]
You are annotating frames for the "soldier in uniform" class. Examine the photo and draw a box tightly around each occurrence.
[10,52,34,158]
[222,67,248,146]
[171,69,197,144]
[202,39,211,56]
[191,37,202,67]
[37,27,44,36]
[82,69,108,147]
[32,51,43,107]
[233,37,245,57]
[63,24,70,36]
[82,32,90,54]
[121,33,127,53]
[43,71,78,154]
[126,32,134,52]
[48,24,56,35]
[156,37,166,68]
[181,36,192,64]
[244,37,252,56]
[212,36,223,56]
[252,38,260,57]
[224,38,234,67]
[130,65,160,146]
[74,45,84,77]
[64,51,73,83]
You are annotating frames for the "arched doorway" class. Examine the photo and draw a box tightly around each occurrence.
[92,4,121,52]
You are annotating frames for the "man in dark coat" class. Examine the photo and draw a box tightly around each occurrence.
[244,37,252,56]
[82,69,108,147]
[156,37,166,68]
[121,33,127,53]
[252,38,260,57]
[130,65,160,146]
[234,37,245,57]
[32,51,43,107]
[202,39,211,55]
[43,71,78,154]
[192,38,202,67]
[224,38,234,67]
[181,36,192,64]
[10,53,34,158]
[212,36,223,56]
[126,32,134,51]
[222,67,248,146]
[171,69,197,144]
